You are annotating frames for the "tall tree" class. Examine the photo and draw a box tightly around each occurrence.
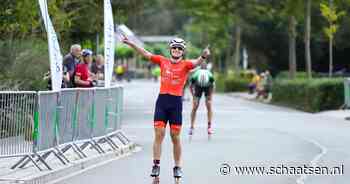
[282,0,304,79]
[320,0,346,77]
[305,0,312,79]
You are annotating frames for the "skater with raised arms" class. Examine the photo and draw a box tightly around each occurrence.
[122,34,210,183]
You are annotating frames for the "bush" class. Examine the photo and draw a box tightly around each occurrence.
[225,78,251,92]
[214,73,227,92]
[272,78,344,112]
[239,70,256,80]
[116,45,134,59]
[214,73,250,92]
[0,39,49,90]
[275,71,320,79]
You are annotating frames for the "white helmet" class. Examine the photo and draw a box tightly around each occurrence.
[169,37,186,50]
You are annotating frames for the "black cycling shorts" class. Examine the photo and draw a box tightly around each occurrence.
[193,85,213,100]
[154,94,182,131]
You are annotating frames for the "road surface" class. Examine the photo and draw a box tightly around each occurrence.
[61,80,349,184]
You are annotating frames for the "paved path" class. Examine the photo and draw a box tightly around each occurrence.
[61,80,350,184]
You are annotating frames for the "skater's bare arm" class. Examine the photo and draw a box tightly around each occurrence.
[122,35,153,60]
[191,45,211,67]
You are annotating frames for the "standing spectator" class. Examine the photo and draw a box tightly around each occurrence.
[256,72,273,100]
[115,64,124,81]
[63,44,81,87]
[248,70,260,94]
[123,63,132,82]
[74,49,96,88]
[256,73,266,99]
[91,54,105,80]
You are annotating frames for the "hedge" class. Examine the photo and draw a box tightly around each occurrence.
[271,78,344,112]
[275,71,322,79]
[215,73,250,92]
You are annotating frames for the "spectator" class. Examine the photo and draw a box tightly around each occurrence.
[115,64,124,81]
[123,63,131,82]
[63,44,81,87]
[248,70,260,94]
[74,49,96,88]
[256,71,272,100]
[256,73,266,99]
[91,54,104,80]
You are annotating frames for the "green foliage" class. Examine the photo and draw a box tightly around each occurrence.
[276,71,320,79]
[214,73,226,92]
[272,78,344,112]
[214,73,250,92]
[147,43,169,57]
[0,39,49,90]
[320,2,346,39]
[82,40,93,50]
[239,70,256,80]
[116,44,134,59]
[225,78,251,92]
[186,43,202,59]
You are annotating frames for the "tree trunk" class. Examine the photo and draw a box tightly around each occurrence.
[224,36,232,73]
[329,0,333,77]
[305,0,312,79]
[234,25,241,74]
[329,37,333,77]
[288,16,297,79]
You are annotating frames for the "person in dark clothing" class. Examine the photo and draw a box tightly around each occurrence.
[63,44,81,87]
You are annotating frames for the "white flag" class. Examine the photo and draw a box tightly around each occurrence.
[104,0,115,87]
[38,0,63,91]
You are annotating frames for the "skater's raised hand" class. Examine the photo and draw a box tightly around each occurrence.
[191,44,211,67]
[201,45,211,59]
[121,33,133,46]
[121,32,152,59]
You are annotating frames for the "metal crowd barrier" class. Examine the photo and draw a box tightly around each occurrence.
[0,92,36,157]
[0,86,130,171]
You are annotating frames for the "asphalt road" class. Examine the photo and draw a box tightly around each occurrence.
[60,79,350,184]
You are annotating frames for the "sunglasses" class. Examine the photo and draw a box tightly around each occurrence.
[171,47,184,51]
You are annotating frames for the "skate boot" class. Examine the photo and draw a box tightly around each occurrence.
[150,165,160,177]
[151,165,160,183]
[173,166,183,178]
